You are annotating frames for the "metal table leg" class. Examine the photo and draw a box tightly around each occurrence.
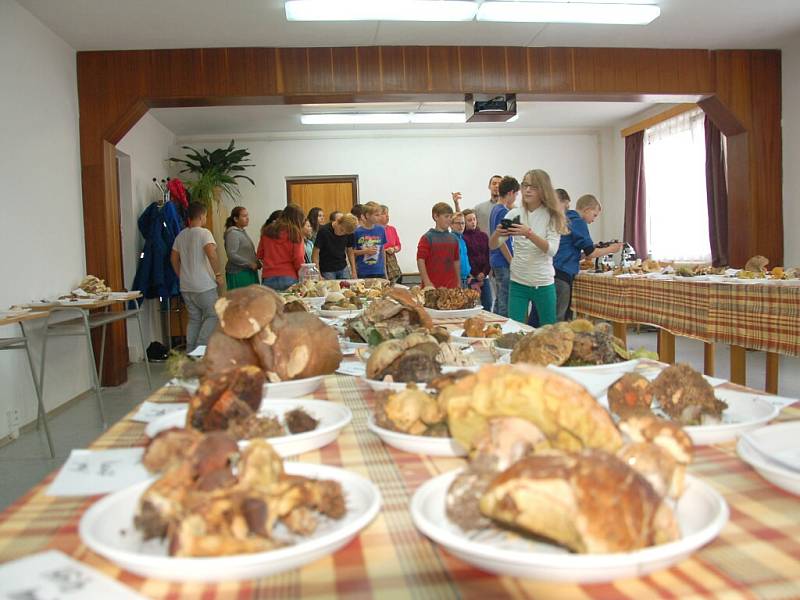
[81,311,107,427]
[135,305,153,389]
[20,321,54,458]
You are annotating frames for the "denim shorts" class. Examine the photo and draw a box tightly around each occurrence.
[262,276,298,291]
[322,267,351,280]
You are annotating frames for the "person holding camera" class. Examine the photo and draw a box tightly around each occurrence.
[489,169,568,325]
[553,194,623,321]
[487,176,520,316]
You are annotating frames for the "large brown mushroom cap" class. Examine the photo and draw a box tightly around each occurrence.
[215,285,283,339]
[203,330,260,377]
[480,450,679,553]
[268,312,342,381]
[443,364,623,454]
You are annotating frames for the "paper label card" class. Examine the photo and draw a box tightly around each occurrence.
[46,448,150,497]
[129,402,187,423]
[0,551,146,600]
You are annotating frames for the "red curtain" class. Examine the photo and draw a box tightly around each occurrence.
[623,131,648,258]
[704,115,729,267]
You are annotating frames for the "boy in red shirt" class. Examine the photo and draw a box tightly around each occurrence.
[417,202,461,288]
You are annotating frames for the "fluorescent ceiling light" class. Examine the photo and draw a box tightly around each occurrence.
[301,113,467,125]
[285,0,477,21]
[301,113,409,125]
[477,2,660,25]
[410,113,466,124]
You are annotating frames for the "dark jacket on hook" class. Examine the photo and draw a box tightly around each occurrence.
[132,201,183,298]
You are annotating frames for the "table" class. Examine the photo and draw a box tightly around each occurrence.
[572,273,800,392]
[1,345,799,597]
[36,294,152,438]
[0,310,53,457]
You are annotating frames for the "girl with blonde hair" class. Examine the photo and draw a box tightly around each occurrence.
[489,169,567,325]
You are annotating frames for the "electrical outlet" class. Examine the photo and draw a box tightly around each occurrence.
[6,408,21,439]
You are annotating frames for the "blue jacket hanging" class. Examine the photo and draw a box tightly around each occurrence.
[132,201,183,298]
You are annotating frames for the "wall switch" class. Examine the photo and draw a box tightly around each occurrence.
[6,408,21,439]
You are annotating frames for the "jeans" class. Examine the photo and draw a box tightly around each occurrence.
[508,281,557,326]
[479,277,493,312]
[182,288,219,353]
[492,266,510,317]
[555,276,573,322]
[262,276,298,291]
[322,267,352,280]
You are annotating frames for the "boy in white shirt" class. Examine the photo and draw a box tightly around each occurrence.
[170,202,223,352]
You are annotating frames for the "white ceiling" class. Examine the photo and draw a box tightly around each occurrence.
[149,101,657,137]
[18,0,800,51]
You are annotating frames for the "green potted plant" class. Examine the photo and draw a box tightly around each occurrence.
[169,140,256,206]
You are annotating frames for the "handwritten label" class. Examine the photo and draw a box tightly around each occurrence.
[0,551,145,600]
[46,449,149,497]
[130,402,187,423]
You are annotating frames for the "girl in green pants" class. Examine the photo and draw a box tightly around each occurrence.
[489,169,568,326]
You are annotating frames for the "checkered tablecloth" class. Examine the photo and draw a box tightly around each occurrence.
[573,273,800,356]
[1,362,799,597]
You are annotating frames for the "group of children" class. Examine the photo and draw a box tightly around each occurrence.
[433,169,621,326]
[171,167,620,355]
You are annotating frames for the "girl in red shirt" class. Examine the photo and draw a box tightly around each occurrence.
[257,204,306,291]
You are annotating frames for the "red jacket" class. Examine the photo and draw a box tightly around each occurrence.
[257,230,304,279]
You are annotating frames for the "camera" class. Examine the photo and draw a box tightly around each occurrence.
[500,215,521,230]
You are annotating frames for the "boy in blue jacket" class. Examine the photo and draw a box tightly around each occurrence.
[552,194,622,321]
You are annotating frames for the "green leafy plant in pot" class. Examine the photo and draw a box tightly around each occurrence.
[169,140,255,206]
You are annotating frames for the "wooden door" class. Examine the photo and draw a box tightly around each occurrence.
[287,177,358,221]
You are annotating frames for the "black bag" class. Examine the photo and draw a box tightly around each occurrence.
[146,341,169,362]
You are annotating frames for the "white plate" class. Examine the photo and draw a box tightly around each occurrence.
[362,377,428,392]
[411,470,728,583]
[499,353,640,375]
[736,422,800,495]
[144,399,352,457]
[367,415,466,457]
[425,306,483,319]
[166,378,199,394]
[0,308,32,318]
[79,463,381,582]
[264,375,325,398]
[682,389,780,445]
[319,308,364,319]
[597,387,781,446]
[301,296,326,309]
[57,298,101,306]
[450,321,525,344]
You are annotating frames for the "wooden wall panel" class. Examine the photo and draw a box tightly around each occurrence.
[504,47,528,91]
[278,48,310,94]
[307,47,334,92]
[378,47,405,92]
[428,47,461,92]
[458,47,483,91]
[75,45,782,385]
[403,47,429,92]
[356,46,381,92]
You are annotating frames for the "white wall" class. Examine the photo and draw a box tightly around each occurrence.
[783,39,800,267]
[0,1,90,439]
[117,114,177,359]
[172,131,605,273]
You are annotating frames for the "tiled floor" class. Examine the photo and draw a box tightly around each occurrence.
[0,361,170,511]
[1,331,798,512]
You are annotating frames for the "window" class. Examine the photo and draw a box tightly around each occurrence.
[643,108,711,262]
